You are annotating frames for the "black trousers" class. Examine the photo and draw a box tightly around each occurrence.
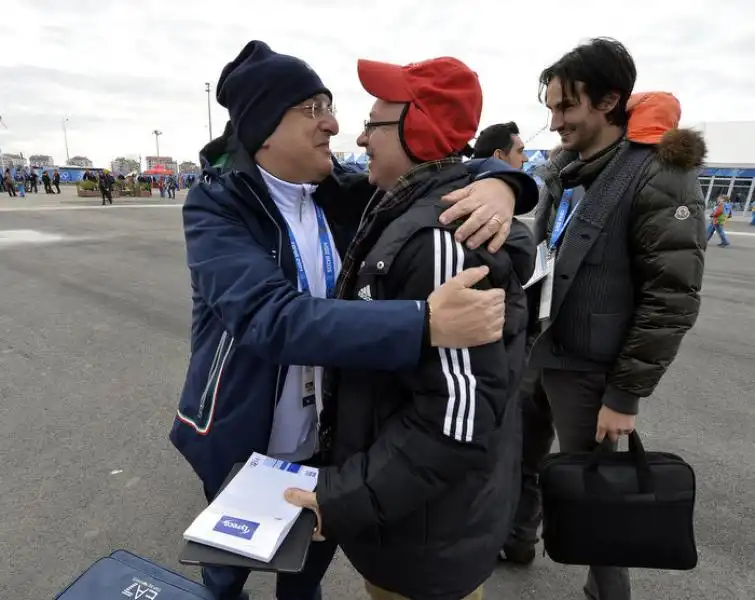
[507,367,554,545]
[541,368,631,600]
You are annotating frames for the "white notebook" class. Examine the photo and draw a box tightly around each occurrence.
[183,453,319,563]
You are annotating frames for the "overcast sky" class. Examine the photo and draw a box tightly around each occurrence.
[1,0,753,167]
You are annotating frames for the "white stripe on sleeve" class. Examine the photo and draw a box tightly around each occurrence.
[433,229,478,442]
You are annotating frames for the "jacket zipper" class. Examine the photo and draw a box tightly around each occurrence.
[239,176,285,406]
[209,336,235,414]
[197,330,228,419]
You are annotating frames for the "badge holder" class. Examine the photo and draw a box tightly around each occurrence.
[302,366,316,408]
[524,241,550,290]
[538,189,579,321]
[538,250,555,321]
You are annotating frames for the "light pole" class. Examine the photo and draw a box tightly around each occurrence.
[205,82,213,141]
[152,130,162,157]
[63,117,70,163]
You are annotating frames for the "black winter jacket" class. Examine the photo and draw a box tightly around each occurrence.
[532,128,707,412]
[316,162,536,600]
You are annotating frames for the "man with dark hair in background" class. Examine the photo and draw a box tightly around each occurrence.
[28,169,39,193]
[474,120,554,567]
[473,121,528,170]
[42,170,54,194]
[529,38,706,599]
[98,169,114,205]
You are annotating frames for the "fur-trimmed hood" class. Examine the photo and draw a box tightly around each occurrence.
[655,128,706,170]
[626,92,707,170]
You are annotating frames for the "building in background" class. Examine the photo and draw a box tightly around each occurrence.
[0,152,27,170]
[699,163,755,211]
[111,157,141,175]
[29,154,55,168]
[145,155,178,173]
[179,161,200,174]
[67,156,93,168]
[687,121,755,211]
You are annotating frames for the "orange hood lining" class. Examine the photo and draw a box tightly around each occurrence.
[626,92,681,145]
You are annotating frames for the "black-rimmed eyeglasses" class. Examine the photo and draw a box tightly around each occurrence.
[362,120,400,136]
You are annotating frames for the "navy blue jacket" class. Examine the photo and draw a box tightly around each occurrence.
[170,125,537,494]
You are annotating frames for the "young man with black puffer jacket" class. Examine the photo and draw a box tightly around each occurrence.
[286,56,535,600]
[529,38,706,600]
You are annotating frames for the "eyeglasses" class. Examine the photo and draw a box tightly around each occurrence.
[362,120,400,136]
[293,101,337,120]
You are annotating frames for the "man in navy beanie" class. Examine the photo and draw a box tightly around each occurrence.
[216,41,332,165]
[172,40,538,600]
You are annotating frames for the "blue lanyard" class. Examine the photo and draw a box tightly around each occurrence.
[549,189,580,252]
[286,205,336,299]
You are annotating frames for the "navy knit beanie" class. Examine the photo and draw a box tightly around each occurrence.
[216,41,331,154]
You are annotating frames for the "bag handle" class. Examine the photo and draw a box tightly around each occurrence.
[584,431,655,495]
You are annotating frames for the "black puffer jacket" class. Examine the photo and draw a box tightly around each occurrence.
[533,122,707,409]
[316,162,536,600]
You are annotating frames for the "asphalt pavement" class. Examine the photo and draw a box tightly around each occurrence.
[0,189,753,599]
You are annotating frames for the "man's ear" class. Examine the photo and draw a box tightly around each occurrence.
[598,91,620,115]
[254,136,273,165]
[493,149,506,162]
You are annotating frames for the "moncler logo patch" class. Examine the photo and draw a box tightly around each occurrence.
[675,206,691,220]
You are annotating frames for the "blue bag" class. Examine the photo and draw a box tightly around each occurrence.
[56,549,214,599]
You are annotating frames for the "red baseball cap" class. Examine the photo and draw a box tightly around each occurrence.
[357,56,483,162]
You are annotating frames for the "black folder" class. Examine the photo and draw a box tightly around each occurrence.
[179,463,317,573]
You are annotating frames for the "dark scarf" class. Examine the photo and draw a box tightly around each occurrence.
[559,137,624,190]
[536,137,627,239]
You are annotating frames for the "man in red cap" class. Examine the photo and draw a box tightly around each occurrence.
[286,56,536,600]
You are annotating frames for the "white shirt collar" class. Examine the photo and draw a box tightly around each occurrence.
[258,166,318,213]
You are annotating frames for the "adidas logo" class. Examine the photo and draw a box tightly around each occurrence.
[357,285,372,301]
